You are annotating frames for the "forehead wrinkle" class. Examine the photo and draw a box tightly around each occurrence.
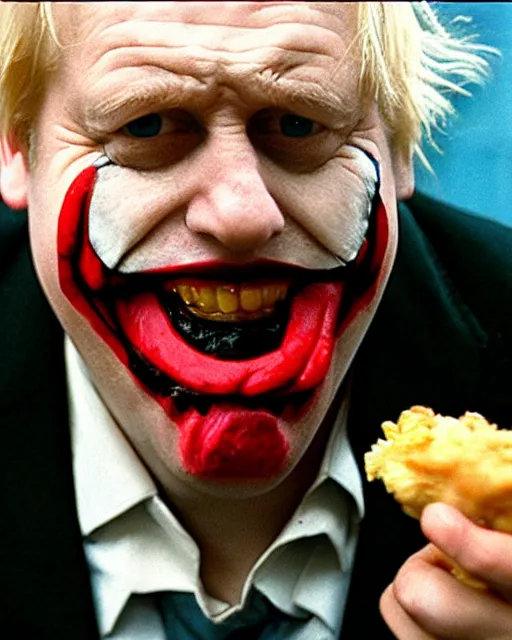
[77,9,353,50]
[56,2,359,57]
[68,5,360,133]
[72,6,353,74]
[85,24,346,81]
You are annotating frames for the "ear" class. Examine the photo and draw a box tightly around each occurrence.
[0,134,29,210]
[393,151,415,201]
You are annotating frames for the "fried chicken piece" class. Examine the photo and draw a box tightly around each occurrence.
[365,406,512,589]
[365,405,512,532]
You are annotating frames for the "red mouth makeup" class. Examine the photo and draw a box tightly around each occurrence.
[57,161,387,479]
[115,280,342,396]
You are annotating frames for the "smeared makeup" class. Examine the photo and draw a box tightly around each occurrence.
[57,150,386,479]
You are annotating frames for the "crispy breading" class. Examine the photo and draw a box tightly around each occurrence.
[365,406,512,532]
[365,406,512,589]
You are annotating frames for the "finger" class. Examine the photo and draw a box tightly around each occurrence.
[422,503,512,601]
[380,584,437,640]
[392,544,512,638]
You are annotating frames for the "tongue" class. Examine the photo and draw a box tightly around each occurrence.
[178,405,288,478]
[116,282,342,396]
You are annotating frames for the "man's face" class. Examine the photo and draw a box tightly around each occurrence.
[18,2,411,495]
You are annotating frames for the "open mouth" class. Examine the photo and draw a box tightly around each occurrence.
[57,160,387,478]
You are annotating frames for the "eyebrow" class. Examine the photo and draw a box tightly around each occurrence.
[84,71,196,134]
[256,76,357,125]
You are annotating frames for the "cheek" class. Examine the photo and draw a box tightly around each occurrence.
[27,183,64,313]
[374,150,399,213]
[263,147,379,262]
[88,165,187,270]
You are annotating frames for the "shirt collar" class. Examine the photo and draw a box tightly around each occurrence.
[66,337,156,536]
[250,389,364,632]
[314,380,365,521]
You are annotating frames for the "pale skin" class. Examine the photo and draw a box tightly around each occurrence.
[0,2,510,634]
[381,503,512,638]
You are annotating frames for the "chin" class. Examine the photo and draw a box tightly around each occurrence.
[57,161,389,482]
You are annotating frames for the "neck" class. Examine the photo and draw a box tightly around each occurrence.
[160,401,339,604]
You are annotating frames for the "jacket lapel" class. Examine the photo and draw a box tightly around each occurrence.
[0,205,99,638]
[341,200,491,638]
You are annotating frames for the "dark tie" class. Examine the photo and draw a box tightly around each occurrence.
[155,588,305,639]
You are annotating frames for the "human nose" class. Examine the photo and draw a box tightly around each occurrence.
[186,140,284,253]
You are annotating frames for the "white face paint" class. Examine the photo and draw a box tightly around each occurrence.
[89,145,378,272]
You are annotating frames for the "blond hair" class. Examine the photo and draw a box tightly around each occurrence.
[358,2,491,165]
[0,2,491,162]
[0,3,57,148]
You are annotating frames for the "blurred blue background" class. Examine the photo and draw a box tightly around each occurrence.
[415,2,512,227]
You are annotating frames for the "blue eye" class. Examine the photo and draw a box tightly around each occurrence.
[124,114,163,138]
[279,114,315,138]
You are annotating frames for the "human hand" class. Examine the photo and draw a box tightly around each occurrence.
[380,503,512,639]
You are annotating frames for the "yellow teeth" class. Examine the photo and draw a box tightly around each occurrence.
[240,287,262,313]
[217,287,238,314]
[173,282,289,321]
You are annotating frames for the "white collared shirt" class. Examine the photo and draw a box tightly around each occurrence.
[66,337,364,639]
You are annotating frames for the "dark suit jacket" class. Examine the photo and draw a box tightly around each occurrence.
[0,194,510,639]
